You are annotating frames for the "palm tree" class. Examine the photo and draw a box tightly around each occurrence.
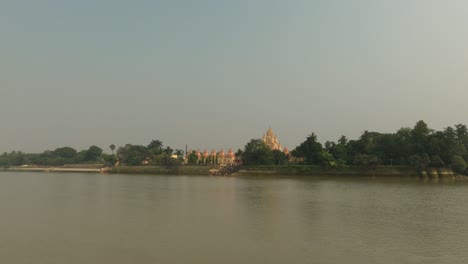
[148,140,163,150]
[109,144,116,155]
[163,146,173,157]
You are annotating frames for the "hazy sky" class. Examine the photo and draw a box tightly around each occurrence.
[2,0,468,153]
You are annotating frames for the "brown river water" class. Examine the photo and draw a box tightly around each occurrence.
[0,172,467,263]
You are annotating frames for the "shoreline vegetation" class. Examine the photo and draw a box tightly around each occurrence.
[2,165,465,180]
[1,120,468,178]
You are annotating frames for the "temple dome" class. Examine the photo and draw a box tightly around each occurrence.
[263,128,282,151]
[267,128,274,137]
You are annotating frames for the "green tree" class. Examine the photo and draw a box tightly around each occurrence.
[163,146,173,157]
[148,140,163,149]
[235,149,243,163]
[164,157,182,168]
[148,140,163,155]
[4,151,26,166]
[0,152,8,166]
[408,153,430,171]
[326,136,350,164]
[46,147,78,165]
[109,144,116,155]
[243,139,274,165]
[410,120,431,154]
[455,124,468,145]
[117,144,148,166]
[84,145,103,162]
[162,146,174,166]
[451,155,467,174]
[338,135,348,145]
[319,150,336,167]
[187,151,199,165]
[150,154,165,166]
[52,147,77,159]
[430,155,445,167]
[272,150,287,165]
[101,154,117,166]
[291,133,323,165]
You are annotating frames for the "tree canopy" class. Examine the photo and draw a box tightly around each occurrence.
[287,120,468,174]
[228,120,468,174]
[242,139,274,166]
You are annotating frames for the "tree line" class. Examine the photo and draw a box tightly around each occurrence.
[0,140,185,167]
[2,120,468,174]
[0,146,103,167]
[114,140,184,166]
[240,121,468,174]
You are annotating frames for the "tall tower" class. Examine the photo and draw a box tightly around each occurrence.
[262,128,282,150]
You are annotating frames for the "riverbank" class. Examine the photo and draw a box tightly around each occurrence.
[237,165,421,177]
[108,165,423,177]
[3,164,461,178]
[238,165,468,179]
[2,164,103,173]
[107,166,211,175]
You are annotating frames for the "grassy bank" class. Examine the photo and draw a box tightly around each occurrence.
[107,165,420,177]
[3,165,102,173]
[108,166,211,175]
[238,165,420,177]
[0,165,442,177]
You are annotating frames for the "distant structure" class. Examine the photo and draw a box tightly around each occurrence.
[185,148,236,165]
[262,128,291,157]
[262,128,283,151]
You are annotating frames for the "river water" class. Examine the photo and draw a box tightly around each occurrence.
[0,172,467,263]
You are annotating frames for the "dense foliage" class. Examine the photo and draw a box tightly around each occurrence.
[0,145,103,166]
[0,139,184,167]
[242,139,274,165]
[240,121,468,174]
[239,140,287,166]
[2,121,468,175]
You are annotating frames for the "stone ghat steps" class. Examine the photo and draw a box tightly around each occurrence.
[210,165,241,176]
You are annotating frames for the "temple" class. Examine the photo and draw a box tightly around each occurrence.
[186,148,236,165]
[262,128,282,151]
[262,128,291,157]
[183,128,289,166]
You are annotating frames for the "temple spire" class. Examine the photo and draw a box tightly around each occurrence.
[263,128,282,150]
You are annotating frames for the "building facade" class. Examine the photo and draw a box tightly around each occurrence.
[186,148,236,165]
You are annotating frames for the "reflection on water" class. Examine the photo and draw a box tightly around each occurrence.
[0,172,468,264]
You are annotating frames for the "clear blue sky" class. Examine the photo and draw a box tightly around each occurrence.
[1,0,468,153]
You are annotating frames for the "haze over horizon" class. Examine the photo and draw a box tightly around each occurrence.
[2,0,468,153]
